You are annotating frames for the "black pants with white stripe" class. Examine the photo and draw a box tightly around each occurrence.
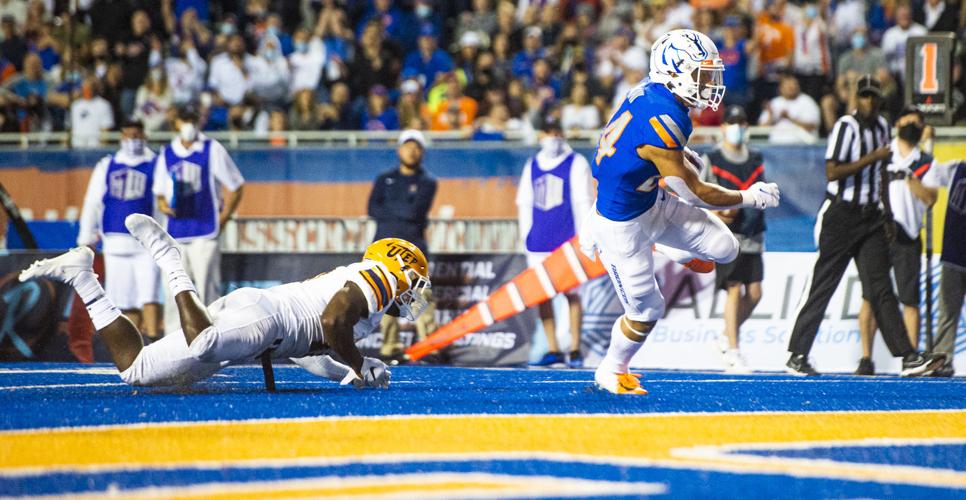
[788,200,914,358]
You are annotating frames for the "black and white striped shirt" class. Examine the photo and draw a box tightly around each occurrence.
[825,114,891,205]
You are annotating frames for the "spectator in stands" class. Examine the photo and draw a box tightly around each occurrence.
[456,0,498,39]
[821,72,856,135]
[756,0,795,101]
[428,73,477,133]
[361,84,399,131]
[319,81,356,130]
[830,0,866,53]
[609,46,646,112]
[403,23,452,89]
[288,27,325,96]
[792,2,831,101]
[0,0,26,28]
[0,56,13,86]
[759,73,821,143]
[530,57,560,102]
[88,36,111,79]
[1,14,27,70]
[30,24,60,72]
[718,15,756,109]
[455,31,483,84]
[250,33,290,109]
[70,77,114,148]
[288,89,321,131]
[262,13,292,56]
[175,7,213,58]
[351,20,403,99]
[413,0,443,51]
[882,4,928,82]
[6,52,46,130]
[117,10,152,119]
[701,105,766,374]
[535,3,562,47]
[914,0,960,32]
[207,34,253,108]
[595,0,633,43]
[165,38,207,106]
[473,102,512,140]
[511,26,544,81]
[490,32,513,84]
[397,78,424,129]
[356,0,411,50]
[133,64,172,132]
[101,62,125,127]
[561,83,599,131]
[837,27,887,79]
[517,115,593,369]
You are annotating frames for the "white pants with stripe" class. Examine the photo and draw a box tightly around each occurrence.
[121,288,282,386]
[162,237,222,335]
[582,190,738,322]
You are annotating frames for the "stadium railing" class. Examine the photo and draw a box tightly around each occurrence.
[3,127,966,149]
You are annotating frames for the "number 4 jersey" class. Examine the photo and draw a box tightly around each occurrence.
[593,80,693,222]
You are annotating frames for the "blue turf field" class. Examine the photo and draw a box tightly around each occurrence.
[1,363,964,498]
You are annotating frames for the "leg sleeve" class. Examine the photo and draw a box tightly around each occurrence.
[118,330,226,387]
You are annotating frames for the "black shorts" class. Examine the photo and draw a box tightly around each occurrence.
[863,232,921,306]
[715,253,764,290]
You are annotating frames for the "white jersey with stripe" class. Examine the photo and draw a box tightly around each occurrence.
[886,139,938,239]
[262,260,398,356]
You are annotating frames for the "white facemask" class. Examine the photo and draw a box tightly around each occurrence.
[179,123,197,142]
[724,123,746,145]
[540,136,566,156]
[120,138,145,157]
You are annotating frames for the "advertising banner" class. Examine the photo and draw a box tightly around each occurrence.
[578,253,966,374]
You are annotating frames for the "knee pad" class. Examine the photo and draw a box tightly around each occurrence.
[187,326,220,362]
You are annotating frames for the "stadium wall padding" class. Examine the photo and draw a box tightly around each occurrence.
[2,144,962,252]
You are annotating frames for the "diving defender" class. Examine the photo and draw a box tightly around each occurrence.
[581,29,781,394]
[20,214,431,389]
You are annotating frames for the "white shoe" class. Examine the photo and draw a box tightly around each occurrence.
[715,334,730,355]
[594,366,648,395]
[124,214,181,264]
[723,348,752,374]
[19,246,94,284]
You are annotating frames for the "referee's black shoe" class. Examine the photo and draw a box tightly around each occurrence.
[785,354,819,376]
[899,352,944,377]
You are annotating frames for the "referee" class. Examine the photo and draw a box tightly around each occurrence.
[786,75,940,376]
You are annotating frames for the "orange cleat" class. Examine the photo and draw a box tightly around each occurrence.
[595,369,649,395]
[684,258,715,274]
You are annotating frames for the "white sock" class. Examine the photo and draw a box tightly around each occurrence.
[599,317,647,374]
[72,271,121,330]
[157,254,197,297]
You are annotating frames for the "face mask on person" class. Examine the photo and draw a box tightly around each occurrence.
[805,5,818,18]
[724,123,746,145]
[416,4,432,18]
[220,23,236,36]
[264,48,279,60]
[294,41,307,53]
[540,136,566,156]
[898,122,925,144]
[150,68,163,81]
[121,138,145,156]
[179,122,198,142]
[852,33,867,50]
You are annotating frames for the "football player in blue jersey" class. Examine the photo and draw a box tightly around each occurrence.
[580,29,781,394]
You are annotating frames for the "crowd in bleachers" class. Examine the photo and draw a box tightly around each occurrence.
[0,0,963,146]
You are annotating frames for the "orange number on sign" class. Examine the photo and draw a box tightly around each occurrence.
[919,42,939,94]
[595,111,633,166]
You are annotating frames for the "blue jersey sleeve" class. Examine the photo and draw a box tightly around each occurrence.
[633,97,692,151]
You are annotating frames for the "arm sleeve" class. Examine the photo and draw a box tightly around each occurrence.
[570,153,595,234]
[699,154,715,183]
[290,355,352,382]
[209,141,245,192]
[76,157,110,246]
[515,160,533,246]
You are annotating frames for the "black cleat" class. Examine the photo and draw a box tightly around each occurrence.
[786,354,819,376]
[900,352,944,377]
[854,357,875,376]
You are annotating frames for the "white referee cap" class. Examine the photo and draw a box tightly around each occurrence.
[397,129,427,148]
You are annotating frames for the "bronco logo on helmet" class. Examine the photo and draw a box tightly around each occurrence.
[649,29,726,111]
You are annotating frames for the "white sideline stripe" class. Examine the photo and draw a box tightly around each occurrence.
[506,283,526,313]
[0,368,119,375]
[477,303,495,326]
[561,244,589,282]
[534,265,557,298]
